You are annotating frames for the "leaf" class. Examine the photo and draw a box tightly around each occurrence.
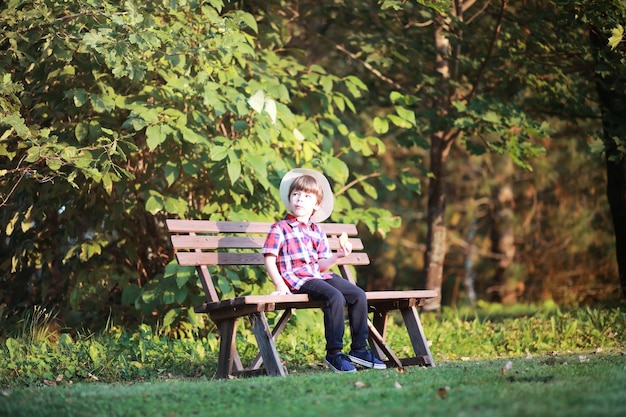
[164,162,179,186]
[210,145,229,161]
[122,284,141,306]
[293,128,305,141]
[373,117,389,134]
[608,24,623,50]
[264,97,277,125]
[162,309,177,328]
[237,12,258,33]
[227,152,241,184]
[146,125,166,150]
[387,114,410,129]
[248,90,265,113]
[395,106,416,126]
[145,192,164,214]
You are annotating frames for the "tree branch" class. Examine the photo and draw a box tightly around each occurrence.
[463,0,509,101]
[317,34,405,92]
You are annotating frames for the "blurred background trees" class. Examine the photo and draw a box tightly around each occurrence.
[1,0,623,332]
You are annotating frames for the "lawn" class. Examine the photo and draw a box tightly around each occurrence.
[1,352,625,417]
[1,304,625,417]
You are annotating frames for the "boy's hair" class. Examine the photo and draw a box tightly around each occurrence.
[289,175,324,205]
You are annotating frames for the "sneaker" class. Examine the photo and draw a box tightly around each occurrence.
[348,349,387,370]
[324,352,357,373]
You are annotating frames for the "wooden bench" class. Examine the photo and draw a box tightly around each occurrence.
[166,219,437,378]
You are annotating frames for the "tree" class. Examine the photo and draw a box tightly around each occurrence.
[588,7,626,299]
[316,0,549,308]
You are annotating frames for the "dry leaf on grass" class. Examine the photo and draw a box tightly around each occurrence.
[501,360,513,375]
[436,386,450,399]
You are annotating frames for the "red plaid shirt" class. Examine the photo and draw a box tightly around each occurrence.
[262,214,333,290]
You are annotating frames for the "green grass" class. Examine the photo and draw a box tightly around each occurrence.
[1,352,625,417]
[0,303,625,416]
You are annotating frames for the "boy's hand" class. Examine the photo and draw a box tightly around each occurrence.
[271,287,292,295]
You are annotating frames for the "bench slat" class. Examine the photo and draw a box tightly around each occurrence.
[176,251,370,266]
[195,291,437,316]
[366,290,438,300]
[166,219,358,236]
[171,235,365,251]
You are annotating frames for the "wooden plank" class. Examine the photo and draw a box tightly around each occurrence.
[249,309,295,370]
[216,318,238,379]
[166,220,272,234]
[197,264,219,303]
[166,219,358,236]
[370,310,389,361]
[366,290,438,300]
[171,235,364,251]
[171,235,266,249]
[400,306,436,367]
[249,312,287,377]
[196,297,326,318]
[176,251,370,266]
[366,320,403,368]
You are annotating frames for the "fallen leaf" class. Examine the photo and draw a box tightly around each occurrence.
[354,381,366,389]
[394,367,407,374]
[436,386,450,399]
[501,360,513,375]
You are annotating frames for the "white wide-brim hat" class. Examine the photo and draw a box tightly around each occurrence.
[279,168,334,223]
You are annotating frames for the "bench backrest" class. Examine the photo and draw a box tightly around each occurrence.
[166,220,370,304]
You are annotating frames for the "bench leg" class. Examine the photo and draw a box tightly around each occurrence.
[367,319,403,368]
[370,310,388,361]
[249,312,288,377]
[216,318,239,379]
[249,309,294,370]
[401,306,436,367]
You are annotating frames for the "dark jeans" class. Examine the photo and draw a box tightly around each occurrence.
[296,274,368,352]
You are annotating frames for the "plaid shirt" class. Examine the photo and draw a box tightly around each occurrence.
[262,214,333,291]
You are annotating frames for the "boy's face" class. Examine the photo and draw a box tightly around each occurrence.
[289,189,320,221]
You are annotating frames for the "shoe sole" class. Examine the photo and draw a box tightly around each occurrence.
[348,355,387,370]
[324,358,357,373]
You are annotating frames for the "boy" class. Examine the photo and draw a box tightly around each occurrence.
[262,168,386,373]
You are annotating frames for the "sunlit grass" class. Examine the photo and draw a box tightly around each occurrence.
[1,352,625,417]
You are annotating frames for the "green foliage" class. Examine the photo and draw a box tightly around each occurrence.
[1,0,623,332]
[0,0,394,328]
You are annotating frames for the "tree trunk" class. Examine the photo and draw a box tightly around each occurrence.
[423,131,448,310]
[590,27,626,299]
[605,154,626,299]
